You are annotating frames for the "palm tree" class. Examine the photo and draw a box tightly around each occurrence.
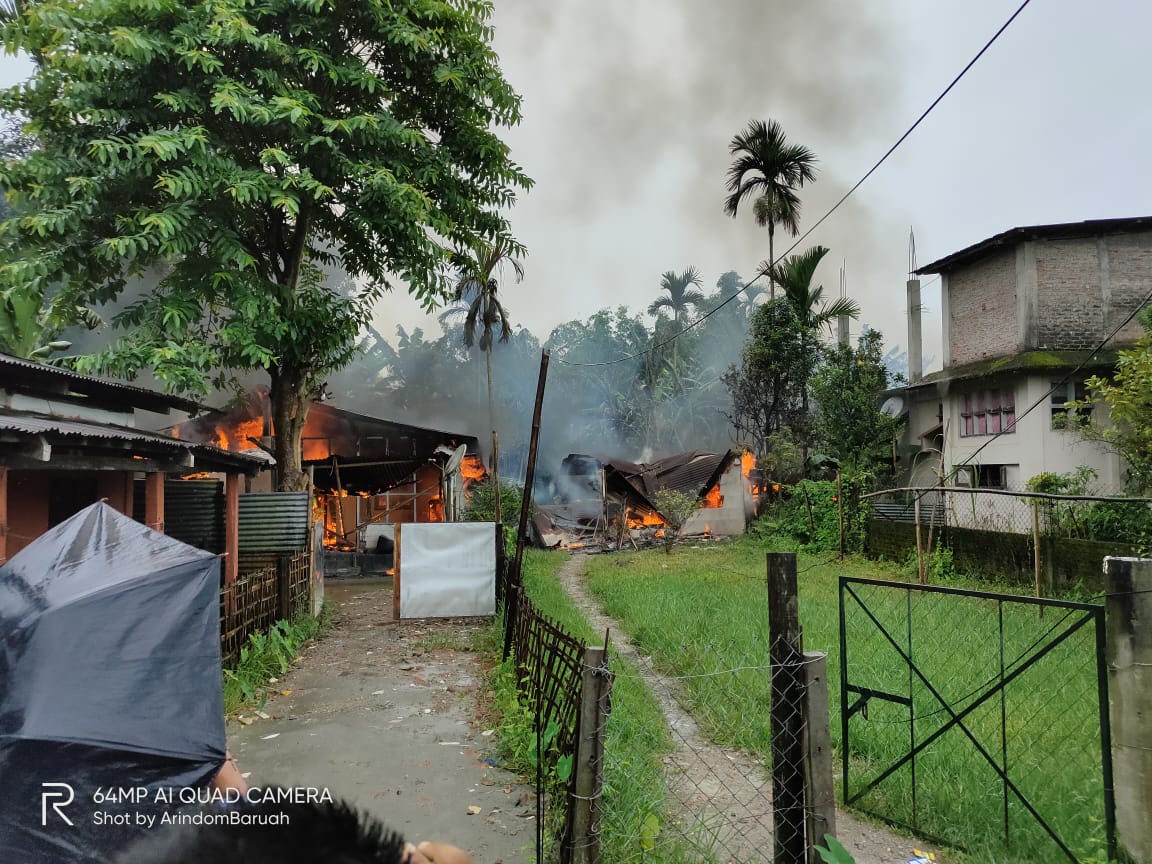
[769,245,859,414]
[446,237,523,521]
[647,266,704,387]
[724,119,817,298]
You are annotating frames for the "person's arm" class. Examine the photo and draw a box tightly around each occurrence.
[403,841,472,864]
[210,750,249,796]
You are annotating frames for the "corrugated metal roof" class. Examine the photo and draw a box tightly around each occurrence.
[0,353,204,413]
[602,451,735,512]
[0,409,272,472]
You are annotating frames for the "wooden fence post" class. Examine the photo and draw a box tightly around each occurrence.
[568,645,608,864]
[1104,556,1151,863]
[914,496,924,583]
[768,552,806,864]
[803,651,836,862]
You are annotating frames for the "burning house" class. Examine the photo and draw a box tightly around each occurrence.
[174,400,486,554]
[538,449,756,548]
[0,353,270,576]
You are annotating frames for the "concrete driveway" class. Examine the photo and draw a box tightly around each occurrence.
[227,578,536,863]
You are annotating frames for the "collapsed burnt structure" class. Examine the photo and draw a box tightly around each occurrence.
[537,450,756,549]
[174,400,486,555]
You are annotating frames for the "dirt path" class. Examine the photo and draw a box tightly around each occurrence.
[227,578,535,863]
[557,554,930,864]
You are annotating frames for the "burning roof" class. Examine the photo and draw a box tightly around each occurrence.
[601,450,737,513]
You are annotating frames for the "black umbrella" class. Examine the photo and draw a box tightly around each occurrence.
[0,502,226,862]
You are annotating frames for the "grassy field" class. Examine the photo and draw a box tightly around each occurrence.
[583,537,1111,864]
[491,550,703,863]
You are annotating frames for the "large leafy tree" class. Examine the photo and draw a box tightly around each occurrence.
[724,119,816,298]
[811,327,902,476]
[0,0,530,489]
[647,266,703,388]
[723,297,810,453]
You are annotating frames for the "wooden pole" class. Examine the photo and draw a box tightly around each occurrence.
[392,523,402,621]
[492,430,501,525]
[506,349,550,660]
[801,484,815,536]
[1032,500,1044,618]
[145,471,165,533]
[768,552,806,864]
[836,469,845,560]
[224,473,239,588]
[568,645,608,864]
[803,651,836,862]
[914,496,924,584]
[0,465,7,564]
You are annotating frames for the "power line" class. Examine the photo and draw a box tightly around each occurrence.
[553,0,1035,369]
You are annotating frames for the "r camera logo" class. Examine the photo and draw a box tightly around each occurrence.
[41,782,75,827]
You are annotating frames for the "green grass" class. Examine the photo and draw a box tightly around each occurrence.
[223,604,332,715]
[490,550,705,863]
[583,536,1112,864]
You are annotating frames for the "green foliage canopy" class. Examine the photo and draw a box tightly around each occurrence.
[810,327,901,475]
[0,0,530,487]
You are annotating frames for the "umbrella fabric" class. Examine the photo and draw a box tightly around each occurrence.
[0,502,226,862]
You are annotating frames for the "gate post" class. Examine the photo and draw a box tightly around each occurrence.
[803,651,836,861]
[1104,556,1152,863]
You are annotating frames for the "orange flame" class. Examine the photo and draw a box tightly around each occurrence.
[461,455,487,482]
[702,485,723,509]
[741,451,755,477]
[626,507,666,529]
[302,438,330,461]
[428,497,445,522]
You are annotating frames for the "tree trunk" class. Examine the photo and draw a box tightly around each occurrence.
[768,224,775,301]
[270,363,311,492]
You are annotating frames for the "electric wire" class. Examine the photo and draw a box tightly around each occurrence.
[552,0,1036,368]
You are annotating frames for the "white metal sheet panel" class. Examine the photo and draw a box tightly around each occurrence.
[398,522,496,619]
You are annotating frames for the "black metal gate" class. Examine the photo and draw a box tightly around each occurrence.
[839,577,1115,862]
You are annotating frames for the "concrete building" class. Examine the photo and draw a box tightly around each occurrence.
[896,216,1152,495]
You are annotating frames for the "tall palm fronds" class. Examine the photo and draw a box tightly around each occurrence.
[769,245,860,331]
[724,119,817,297]
[647,266,704,388]
[447,236,524,521]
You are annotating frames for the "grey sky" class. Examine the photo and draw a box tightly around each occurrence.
[3,0,1150,372]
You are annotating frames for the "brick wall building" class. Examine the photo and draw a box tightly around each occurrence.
[894,216,1152,496]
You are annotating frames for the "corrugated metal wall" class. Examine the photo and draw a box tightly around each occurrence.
[133,481,310,553]
[134,479,224,552]
[238,492,310,552]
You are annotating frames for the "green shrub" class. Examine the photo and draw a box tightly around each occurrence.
[222,605,331,714]
[776,477,870,552]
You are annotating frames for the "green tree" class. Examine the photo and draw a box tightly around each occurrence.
[1073,310,1152,493]
[810,328,901,475]
[724,119,817,298]
[653,488,699,555]
[0,0,530,490]
[723,298,810,453]
[647,266,704,389]
[770,245,860,416]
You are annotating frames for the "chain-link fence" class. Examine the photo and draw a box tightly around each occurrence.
[588,556,832,864]
[866,486,1152,590]
[840,576,1114,863]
